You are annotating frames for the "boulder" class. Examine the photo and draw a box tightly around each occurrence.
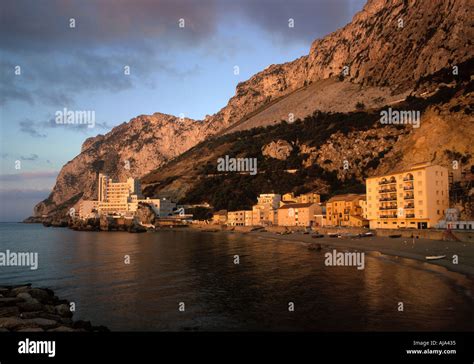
[18,299,44,312]
[55,304,73,318]
[0,306,20,317]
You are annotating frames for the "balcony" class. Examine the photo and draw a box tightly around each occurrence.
[404,194,414,200]
[380,214,397,219]
[380,206,397,210]
[379,188,397,193]
[406,214,415,218]
[404,204,415,209]
[403,177,414,181]
[380,197,397,201]
[403,185,414,191]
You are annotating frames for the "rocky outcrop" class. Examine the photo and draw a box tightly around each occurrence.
[262,140,293,160]
[0,284,108,332]
[33,0,473,220]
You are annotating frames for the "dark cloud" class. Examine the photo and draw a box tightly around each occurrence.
[227,0,366,43]
[1,0,365,107]
[0,0,220,51]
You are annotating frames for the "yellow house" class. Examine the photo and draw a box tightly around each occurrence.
[281,192,321,204]
[278,203,321,227]
[297,192,321,204]
[365,163,449,229]
[326,194,368,227]
[227,210,253,226]
[212,210,228,225]
[252,194,281,226]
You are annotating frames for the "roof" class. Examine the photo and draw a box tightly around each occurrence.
[327,194,366,202]
[366,163,443,179]
[278,203,315,210]
[213,210,227,215]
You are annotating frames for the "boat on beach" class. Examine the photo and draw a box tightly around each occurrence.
[425,255,446,261]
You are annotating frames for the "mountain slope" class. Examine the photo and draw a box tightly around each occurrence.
[141,75,473,212]
[33,0,473,219]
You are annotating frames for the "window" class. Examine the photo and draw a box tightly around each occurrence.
[418,200,422,205]
[419,210,423,216]
[437,200,439,205]
[437,210,440,215]
[436,190,439,195]
[418,191,422,195]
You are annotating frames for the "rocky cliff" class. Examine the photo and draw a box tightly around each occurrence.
[33,0,473,218]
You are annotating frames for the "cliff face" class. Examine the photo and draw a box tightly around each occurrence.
[34,0,473,218]
[34,113,212,217]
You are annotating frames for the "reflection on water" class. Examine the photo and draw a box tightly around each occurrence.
[0,224,473,331]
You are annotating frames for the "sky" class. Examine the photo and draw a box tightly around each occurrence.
[0,0,366,221]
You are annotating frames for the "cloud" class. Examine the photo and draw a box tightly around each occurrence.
[18,116,113,138]
[0,171,59,182]
[19,120,47,138]
[20,154,39,161]
[0,0,365,107]
[227,0,366,43]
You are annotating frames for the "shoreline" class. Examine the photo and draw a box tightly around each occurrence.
[190,226,474,278]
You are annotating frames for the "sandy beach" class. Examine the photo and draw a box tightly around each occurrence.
[192,226,474,277]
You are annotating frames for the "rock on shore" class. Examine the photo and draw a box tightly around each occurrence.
[0,284,108,332]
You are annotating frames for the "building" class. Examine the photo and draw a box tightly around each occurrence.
[282,193,297,203]
[141,197,175,217]
[252,194,281,226]
[78,200,98,219]
[281,192,320,205]
[314,205,327,227]
[278,203,321,227]
[227,210,253,226]
[326,194,368,227]
[80,173,176,217]
[212,210,228,224]
[435,208,474,230]
[297,192,321,204]
[365,163,449,229]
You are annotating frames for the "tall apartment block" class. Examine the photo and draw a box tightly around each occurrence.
[365,163,449,229]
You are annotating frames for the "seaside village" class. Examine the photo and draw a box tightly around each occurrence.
[75,163,473,234]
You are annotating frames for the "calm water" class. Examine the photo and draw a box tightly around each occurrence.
[0,223,473,331]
